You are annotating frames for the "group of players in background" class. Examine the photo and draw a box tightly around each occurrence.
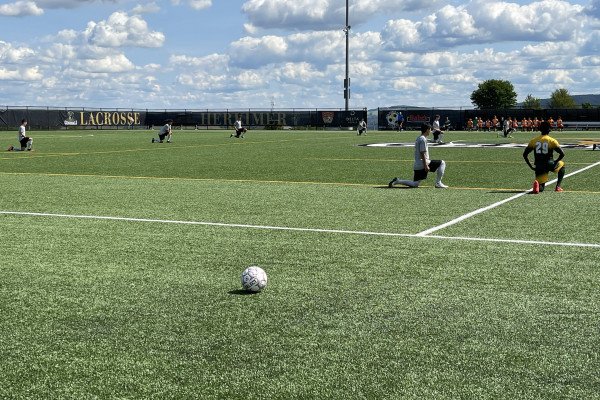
[4,114,568,195]
[466,115,564,135]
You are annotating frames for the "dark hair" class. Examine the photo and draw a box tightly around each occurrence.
[21,118,27,124]
[539,121,551,134]
[421,123,431,133]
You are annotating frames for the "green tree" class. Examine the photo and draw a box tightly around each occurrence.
[581,102,593,109]
[522,94,541,109]
[470,79,517,109]
[549,88,576,109]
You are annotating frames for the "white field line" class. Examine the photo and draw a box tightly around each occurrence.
[417,160,600,237]
[1,210,599,249]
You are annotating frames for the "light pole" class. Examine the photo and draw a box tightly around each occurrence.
[343,0,350,111]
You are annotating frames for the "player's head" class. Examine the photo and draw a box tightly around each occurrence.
[21,118,27,125]
[165,119,173,124]
[435,114,440,120]
[539,121,551,135]
[421,122,431,135]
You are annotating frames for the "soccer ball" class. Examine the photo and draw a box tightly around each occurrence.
[241,266,268,292]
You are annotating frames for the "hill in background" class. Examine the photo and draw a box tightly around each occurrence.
[534,94,600,108]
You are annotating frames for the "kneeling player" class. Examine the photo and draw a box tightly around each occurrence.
[231,117,247,138]
[388,122,448,189]
[523,121,565,193]
[152,119,173,143]
[357,118,367,135]
[7,119,33,151]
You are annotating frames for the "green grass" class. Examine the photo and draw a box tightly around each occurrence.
[0,129,599,399]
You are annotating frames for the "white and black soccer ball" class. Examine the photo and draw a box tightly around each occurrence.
[241,266,268,292]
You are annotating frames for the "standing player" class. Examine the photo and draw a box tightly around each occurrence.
[388,123,448,189]
[151,119,173,143]
[556,116,564,132]
[231,116,247,138]
[7,119,33,151]
[357,118,367,135]
[523,120,565,193]
[396,112,404,131]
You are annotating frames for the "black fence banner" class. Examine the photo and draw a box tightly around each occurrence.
[0,108,368,130]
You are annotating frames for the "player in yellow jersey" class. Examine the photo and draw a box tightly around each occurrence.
[523,121,565,193]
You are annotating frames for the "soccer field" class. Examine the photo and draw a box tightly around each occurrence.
[1,128,599,399]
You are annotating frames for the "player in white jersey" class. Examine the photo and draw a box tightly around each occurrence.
[151,119,173,143]
[357,118,367,135]
[388,123,448,189]
[7,119,33,151]
[432,115,444,144]
[231,117,247,138]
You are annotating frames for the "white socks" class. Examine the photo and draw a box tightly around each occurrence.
[436,160,446,185]
[27,138,32,150]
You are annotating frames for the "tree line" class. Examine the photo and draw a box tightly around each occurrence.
[470,80,591,109]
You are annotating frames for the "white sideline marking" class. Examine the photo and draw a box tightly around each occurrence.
[1,210,599,249]
[417,160,600,237]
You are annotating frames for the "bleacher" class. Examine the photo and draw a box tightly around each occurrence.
[562,121,600,130]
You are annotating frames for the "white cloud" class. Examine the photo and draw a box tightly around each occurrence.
[469,0,584,42]
[131,2,160,14]
[242,0,440,30]
[382,1,584,52]
[83,12,165,48]
[0,1,43,16]
[75,53,136,73]
[171,0,212,10]
[0,41,36,63]
[279,62,325,83]
[0,66,42,81]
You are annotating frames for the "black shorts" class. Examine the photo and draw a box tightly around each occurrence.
[413,160,442,181]
[158,133,168,141]
[19,137,30,147]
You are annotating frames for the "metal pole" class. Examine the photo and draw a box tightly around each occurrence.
[344,0,350,111]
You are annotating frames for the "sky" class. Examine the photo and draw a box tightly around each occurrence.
[1,0,599,110]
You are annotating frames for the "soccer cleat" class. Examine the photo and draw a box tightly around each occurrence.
[435,182,448,189]
[151,138,155,143]
[167,140,171,143]
[594,144,597,150]
[388,178,396,188]
[532,180,540,194]
[555,186,564,192]
[7,145,13,151]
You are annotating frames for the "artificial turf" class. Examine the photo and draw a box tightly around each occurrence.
[0,128,598,399]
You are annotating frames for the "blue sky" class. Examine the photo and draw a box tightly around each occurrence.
[0,0,598,110]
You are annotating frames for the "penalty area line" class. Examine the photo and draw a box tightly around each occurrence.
[417,160,600,237]
[1,210,599,249]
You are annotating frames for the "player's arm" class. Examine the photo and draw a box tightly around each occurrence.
[523,147,535,170]
[420,151,429,172]
[554,146,565,166]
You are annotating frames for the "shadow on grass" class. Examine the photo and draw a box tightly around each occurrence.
[489,190,526,194]
[228,289,258,295]
[373,186,415,189]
